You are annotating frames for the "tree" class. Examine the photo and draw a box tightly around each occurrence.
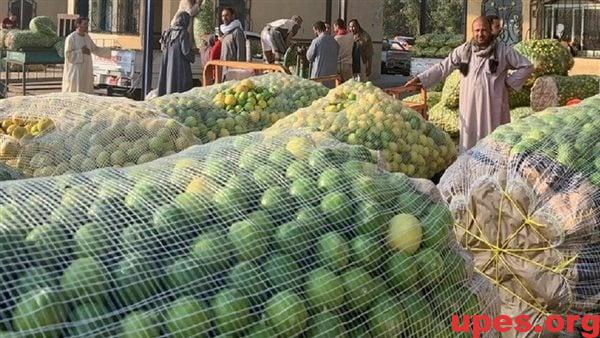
[383,0,464,38]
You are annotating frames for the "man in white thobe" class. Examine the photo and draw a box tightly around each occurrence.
[62,17,112,94]
[406,16,534,152]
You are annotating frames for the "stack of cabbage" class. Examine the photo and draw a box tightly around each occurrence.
[513,39,574,85]
[148,73,329,142]
[0,127,496,337]
[438,94,600,333]
[5,16,60,51]
[272,80,457,178]
[193,0,214,48]
[412,33,464,58]
[0,93,197,178]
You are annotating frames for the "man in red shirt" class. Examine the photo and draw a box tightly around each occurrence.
[2,12,18,29]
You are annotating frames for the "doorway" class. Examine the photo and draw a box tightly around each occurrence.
[8,0,37,29]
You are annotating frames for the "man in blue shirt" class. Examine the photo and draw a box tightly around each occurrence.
[306,21,339,87]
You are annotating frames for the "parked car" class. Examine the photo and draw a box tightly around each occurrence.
[381,37,413,76]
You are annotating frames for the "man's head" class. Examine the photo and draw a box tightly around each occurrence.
[348,19,361,35]
[8,12,16,21]
[486,15,502,38]
[221,7,234,25]
[313,21,326,36]
[75,17,89,35]
[324,22,331,34]
[472,16,492,46]
[291,15,303,27]
[334,18,346,32]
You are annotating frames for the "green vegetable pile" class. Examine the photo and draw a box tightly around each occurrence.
[412,33,464,58]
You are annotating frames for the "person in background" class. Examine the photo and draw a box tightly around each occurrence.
[306,21,339,87]
[348,19,373,82]
[209,34,222,61]
[487,15,503,40]
[62,17,112,94]
[219,7,246,61]
[324,22,331,35]
[261,15,303,64]
[406,16,533,153]
[157,11,195,96]
[2,12,17,29]
[333,18,353,82]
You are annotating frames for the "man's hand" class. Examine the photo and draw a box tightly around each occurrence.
[405,76,421,87]
[82,46,91,55]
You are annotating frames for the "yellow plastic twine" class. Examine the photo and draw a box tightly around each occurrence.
[454,186,578,316]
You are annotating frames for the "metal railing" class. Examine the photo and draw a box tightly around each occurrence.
[531,0,600,58]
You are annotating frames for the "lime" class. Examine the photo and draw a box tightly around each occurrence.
[351,234,384,272]
[61,257,109,302]
[354,201,392,236]
[265,290,308,337]
[275,220,312,257]
[264,254,303,293]
[165,255,213,297]
[12,288,66,337]
[305,267,344,311]
[191,231,232,272]
[415,248,445,285]
[368,296,406,338]
[290,177,321,204]
[386,252,419,290]
[317,168,346,192]
[25,223,71,270]
[164,296,212,338]
[212,289,252,335]
[119,310,161,338]
[227,261,266,300]
[320,191,353,225]
[286,160,313,180]
[68,302,114,337]
[261,186,296,222]
[342,267,377,312]
[229,219,268,261]
[420,204,452,248]
[387,213,422,254]
[306,311,346,338]
[316,232,349,271]
[113,254,162,307]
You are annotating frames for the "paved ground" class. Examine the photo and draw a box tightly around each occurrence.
[0,70,410,99]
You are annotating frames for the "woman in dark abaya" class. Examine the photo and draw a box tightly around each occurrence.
[157,11,195,96]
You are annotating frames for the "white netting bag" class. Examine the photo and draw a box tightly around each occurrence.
[0,93,198,178]
[271,80,458,178]
[0,128,497,337]
[147,73,329,142]
[438,95,600,336]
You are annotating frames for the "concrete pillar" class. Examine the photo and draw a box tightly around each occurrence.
[465,0,483,40]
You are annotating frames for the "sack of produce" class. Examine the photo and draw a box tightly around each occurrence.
[402,91,442,109]
[513,39,574,85]
[438,95,600,335]
[0,127,497,337]
[193,0,214,48]
[5,30,60,50]
[148,73,329,142]
[440,69,461,108]
[29,16,57,36]
[428,102,459,140]
[530,74,600,112]
[272,80,457,178]
[0,93,198,178]
[53,38,65,58]
[0,161,23,181]
[445,34,465,48]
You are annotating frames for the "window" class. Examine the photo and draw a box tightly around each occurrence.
[539,0,600,57]
[89,0,141,35]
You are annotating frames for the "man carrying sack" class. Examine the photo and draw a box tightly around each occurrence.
[261,15,303,64]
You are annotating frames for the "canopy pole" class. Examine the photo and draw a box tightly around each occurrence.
[142,0,154,98]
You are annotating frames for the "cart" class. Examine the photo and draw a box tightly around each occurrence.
[384,84,429,119]
[4,49,64,96]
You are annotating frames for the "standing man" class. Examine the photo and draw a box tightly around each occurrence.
[219,7,246,61]
[306,21,339,87]
[261,15,303,64]
[348,19,373,82]
[406,16,534,152]
[333,19,353,82]
[487,15,503,39]
[62,17,112,94]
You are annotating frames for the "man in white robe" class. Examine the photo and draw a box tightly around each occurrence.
[407,16,534,152]
[62,17,112,94]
